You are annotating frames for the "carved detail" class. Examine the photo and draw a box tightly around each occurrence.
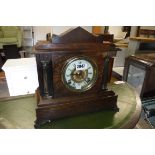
[102,57,110,90]
[41,61,50,97]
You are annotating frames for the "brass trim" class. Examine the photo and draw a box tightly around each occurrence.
[61,56,98,92]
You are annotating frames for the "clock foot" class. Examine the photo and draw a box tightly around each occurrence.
[34,119,51,129]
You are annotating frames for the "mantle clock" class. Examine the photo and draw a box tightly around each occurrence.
[34,27,118,127]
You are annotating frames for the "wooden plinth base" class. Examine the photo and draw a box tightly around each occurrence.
[35,90,118,128]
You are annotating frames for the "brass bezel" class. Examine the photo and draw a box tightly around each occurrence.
[61,56,98,92]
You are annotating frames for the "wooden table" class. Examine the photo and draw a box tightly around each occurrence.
[0,82,142,129]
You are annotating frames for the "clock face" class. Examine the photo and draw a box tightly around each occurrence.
[62,56,98,92]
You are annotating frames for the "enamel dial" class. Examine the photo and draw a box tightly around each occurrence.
[62,57,98,92]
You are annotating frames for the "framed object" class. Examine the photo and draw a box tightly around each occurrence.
[123,54,155,98]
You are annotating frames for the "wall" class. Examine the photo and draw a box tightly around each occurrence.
[130,26,138,37]
[33,26,52,44]
[108,26,122,37]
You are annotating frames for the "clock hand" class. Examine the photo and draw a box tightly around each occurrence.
[83,80,88,85]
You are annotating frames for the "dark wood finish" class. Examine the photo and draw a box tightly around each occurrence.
[52,27,104,44]
[35,48,112,98]
[52,52,104,98]
[123,53,155,98]
[138,29,155,37]
[35,89,118,126]
[34,27,118,127]
[35,42,114,51]
[35,53,53,97]
[93,34,114,43]
[136,26,140,37]
[137,28,155,51]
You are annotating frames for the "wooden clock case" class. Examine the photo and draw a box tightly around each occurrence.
[34,27,118,127]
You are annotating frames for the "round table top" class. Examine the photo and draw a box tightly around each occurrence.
[0,82,142,129]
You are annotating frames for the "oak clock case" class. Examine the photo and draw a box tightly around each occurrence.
[34,27,118,127]
[37,51,108,98]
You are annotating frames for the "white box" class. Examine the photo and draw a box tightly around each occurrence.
[2,58,39,96]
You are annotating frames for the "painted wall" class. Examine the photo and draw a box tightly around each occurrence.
[108,26,122,37]
[130,26,138,37]
[33,26,52,44]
